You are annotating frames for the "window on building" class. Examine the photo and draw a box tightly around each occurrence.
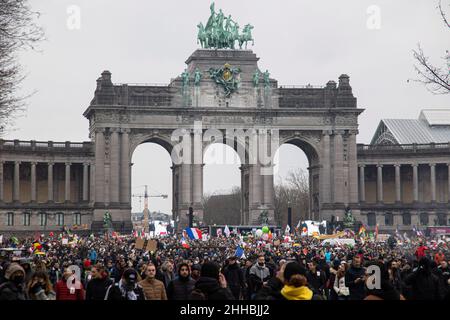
[420,213,429,226]
[57,213,64,226]
[367,212,376,226]
[402,212,411,226]
[438,213,447,226]
[39,213,47,226]
[23,212,31,226]
[7,212,14,226]
[385,212,393,226]
[73,213,81,225]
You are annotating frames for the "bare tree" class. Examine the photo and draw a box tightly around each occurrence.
[411,0,450,94]
[274,168,309,228]
[0,0,44,134]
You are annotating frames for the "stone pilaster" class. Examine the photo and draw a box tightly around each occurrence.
[0,161,3,202]
[348,130,358,204]
[109,128,120,204]
[320,130,331,204]
[120,129,131,204]
[95,128,106,204]
[333,130,344,204]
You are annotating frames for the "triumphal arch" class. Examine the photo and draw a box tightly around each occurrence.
[83,5,362,232]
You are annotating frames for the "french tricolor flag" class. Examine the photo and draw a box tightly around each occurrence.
[185,228,203,240]
[181,237,190,249]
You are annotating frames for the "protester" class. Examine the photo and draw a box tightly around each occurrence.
[280,262,313,300]
[105,268,145,300]
[139,263,167,300]
[333,262,350,300]
[0,263,27,300]
[85,264,113,300]
[404,257,442,300]
[248,254,271,299]
[189,262,234,300]
[345,256,366,300]
[167,263,195,300]
[26,270,56,300]
[55,267,85,300]
[222,256,245,299]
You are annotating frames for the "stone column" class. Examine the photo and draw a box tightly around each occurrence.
[31,162,37,202]
[120,129,130,204]
[13,161,20,202]
[448,164,450,203]
[47,162,54,202]
[95,128,106,204]
[394,164,401,203]
[333,130,344,204]
[348,130,359,203]
[250,164,262,205]
[412,164,419,202]
[263,165,274,207]
[181,164,192,205]
[192,164,203,204]
[90,163,95,203]
[83,163,89,201]
[109,128,120,204]
[65,162,71,202]
[359,165,365,202]
[320,131,331,204]
[377,164,383,203]
[430,163,436,202]
[0,161,4,202]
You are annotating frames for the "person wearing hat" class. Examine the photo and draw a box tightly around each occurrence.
[138,263,167,300]
[281,261,314,300]
[167,263,195,300]
[222,256,245,300]
[105,268,145,300]
[0,263,27,300]
[189,262,234,300]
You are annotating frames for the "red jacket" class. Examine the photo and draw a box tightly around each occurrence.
[55,279,85,300]
[415,246,428,260]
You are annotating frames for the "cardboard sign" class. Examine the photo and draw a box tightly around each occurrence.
[135,238,145,250]
[273,240,281,246]
[146,240,157,252]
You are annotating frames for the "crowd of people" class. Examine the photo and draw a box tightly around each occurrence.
[0,230,449,301]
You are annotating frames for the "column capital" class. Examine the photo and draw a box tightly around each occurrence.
[31,161,37,166]
[110,127,121,133]
[47,162,54,166]
[411,163,419,168]
[65,162,71,166]
[429,163,436,167]
[358,164,366,168]
[394,164,401,168]
[14,161,21,165]
[94,127,106,133]
[333,129,345,135]
[322,130,332,136]
[83,162,90,167]
[348,129,359,135]
[376,164,383,168]
[121,128,131,134]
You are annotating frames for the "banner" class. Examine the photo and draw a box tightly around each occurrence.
[314,231,345,240]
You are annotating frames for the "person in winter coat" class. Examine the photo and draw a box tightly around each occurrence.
[333,262,350,300]
[189,262,234,300]
[327,260,340,300]
[306,260,327,296]
[105,268,146,300]
[167,262,196,300]
[280,262,314,300]
[156,261,176,290]
[222,256,245,300]
[26,271,56,300]
[248,255,271,299]
[364,261,405,300]
[0,263,27,300]
[85,264,113,300]
[55,267,85,300]
[345,256,366,300]
[404,257,442,300]
[139,263,167,300]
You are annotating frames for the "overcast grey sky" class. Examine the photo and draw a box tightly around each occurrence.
[5,0,449,214]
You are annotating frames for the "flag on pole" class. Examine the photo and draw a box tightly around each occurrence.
[358,225,366,238]
[224,225,231,237]
[185,228,203,240]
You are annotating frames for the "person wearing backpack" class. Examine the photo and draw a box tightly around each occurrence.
[189,262,234,300]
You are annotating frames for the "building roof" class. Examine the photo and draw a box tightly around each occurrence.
[371,109,450,145]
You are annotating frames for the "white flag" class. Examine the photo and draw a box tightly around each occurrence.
[285,224,291,235]
[224,225,231,237]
